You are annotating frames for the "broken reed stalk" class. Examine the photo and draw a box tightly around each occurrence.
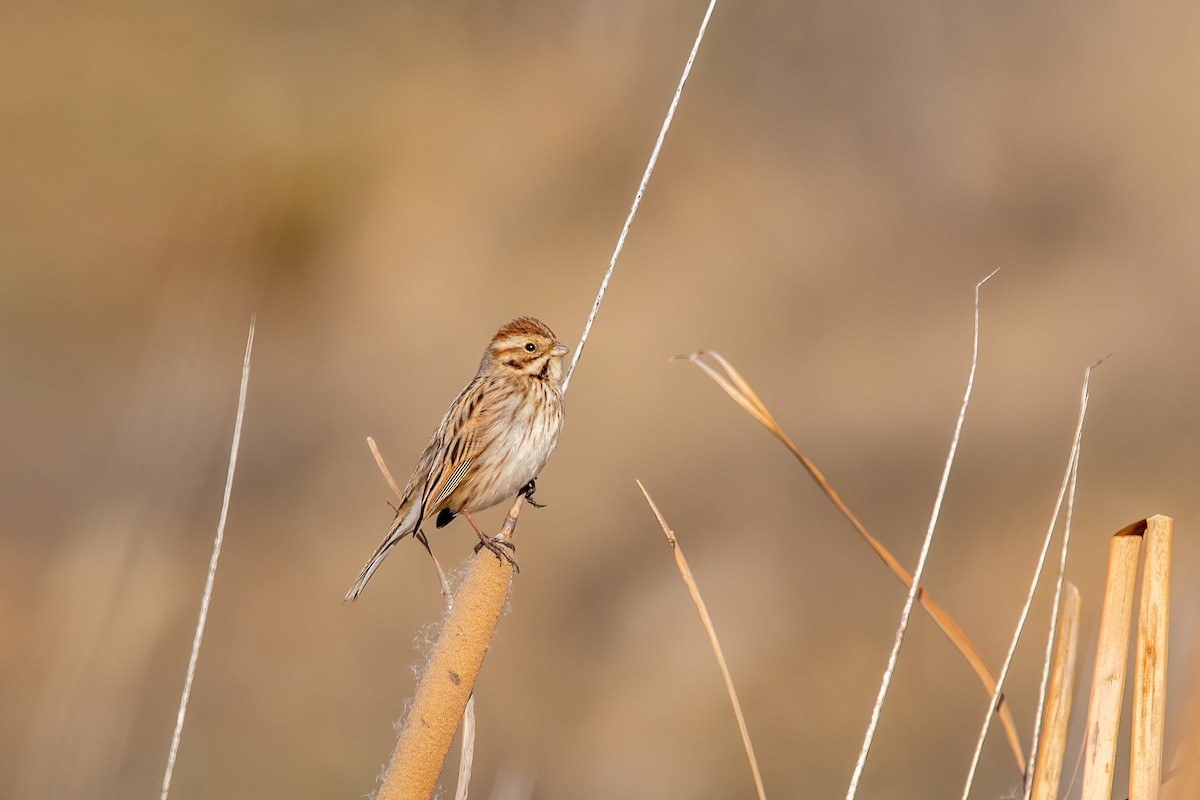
[1080,526,1145,800]
[637,481,767,800]
[674,349,1025,774]
[377,494,523,800]
[1131,515,1172,800]
[1029,583,1082,800]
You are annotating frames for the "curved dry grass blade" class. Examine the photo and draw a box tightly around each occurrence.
[637,481,767,800]
[161,315,255,800]
[963,360,1099,800]
[674,347,1027,774]
[670,353,774,430]
[694,350,774,421]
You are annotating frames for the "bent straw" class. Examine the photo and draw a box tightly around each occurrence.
[672,346,1026,774]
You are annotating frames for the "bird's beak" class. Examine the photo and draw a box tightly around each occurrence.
[551,341,569,357]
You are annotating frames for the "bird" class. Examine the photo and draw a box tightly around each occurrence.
[345,317,568,601]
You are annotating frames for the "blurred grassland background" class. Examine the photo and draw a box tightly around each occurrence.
[2,1,1199,798]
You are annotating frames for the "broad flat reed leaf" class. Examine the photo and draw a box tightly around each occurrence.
[674,350,1026,774]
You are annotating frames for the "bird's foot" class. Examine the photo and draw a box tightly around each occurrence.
[473,531,519,572]
[462,509,520,571]
[520,479,546,509]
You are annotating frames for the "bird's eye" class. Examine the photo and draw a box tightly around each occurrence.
[524,343,536,352]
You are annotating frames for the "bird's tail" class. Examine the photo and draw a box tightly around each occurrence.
[344,503,419,602]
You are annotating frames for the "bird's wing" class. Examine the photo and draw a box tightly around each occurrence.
[414,380,485,522]
[429,456,472,510]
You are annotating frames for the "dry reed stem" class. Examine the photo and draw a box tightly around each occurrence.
[1131,514,1172,800]
[1023,361,1106,800]
[1029,583,1082,800]
[369,435,404,498]
[963,359,1098,800]
[672,347,1025,774]
[847,270,995,799]
[377,494,523,800]
[562,0,718,394]
[160,315,256,800]
[637,481,767,800]
[1080,528,1145,800]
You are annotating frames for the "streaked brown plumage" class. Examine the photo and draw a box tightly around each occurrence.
[345,317,567,601]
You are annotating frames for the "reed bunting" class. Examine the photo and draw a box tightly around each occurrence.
[345,317,568,600]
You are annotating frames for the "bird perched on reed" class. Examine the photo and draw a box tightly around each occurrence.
[345,317,568,601]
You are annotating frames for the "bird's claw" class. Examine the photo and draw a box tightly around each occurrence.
[473,533,519,572]
[520,479,546,509]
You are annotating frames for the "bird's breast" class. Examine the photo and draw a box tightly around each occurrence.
[461,381,563,512]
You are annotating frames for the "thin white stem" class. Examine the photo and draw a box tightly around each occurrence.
[961,362,1098,800]
[160,315,256,800]
[1020,363,1099,800]
[845,269,998,800]
[561,0,719,394]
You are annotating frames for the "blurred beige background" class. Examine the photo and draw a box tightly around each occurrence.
[3,1,1199,798]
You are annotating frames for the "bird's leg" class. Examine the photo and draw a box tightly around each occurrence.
[463,510,519,571]
[520,478,546,509]
[413,528,446,582]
